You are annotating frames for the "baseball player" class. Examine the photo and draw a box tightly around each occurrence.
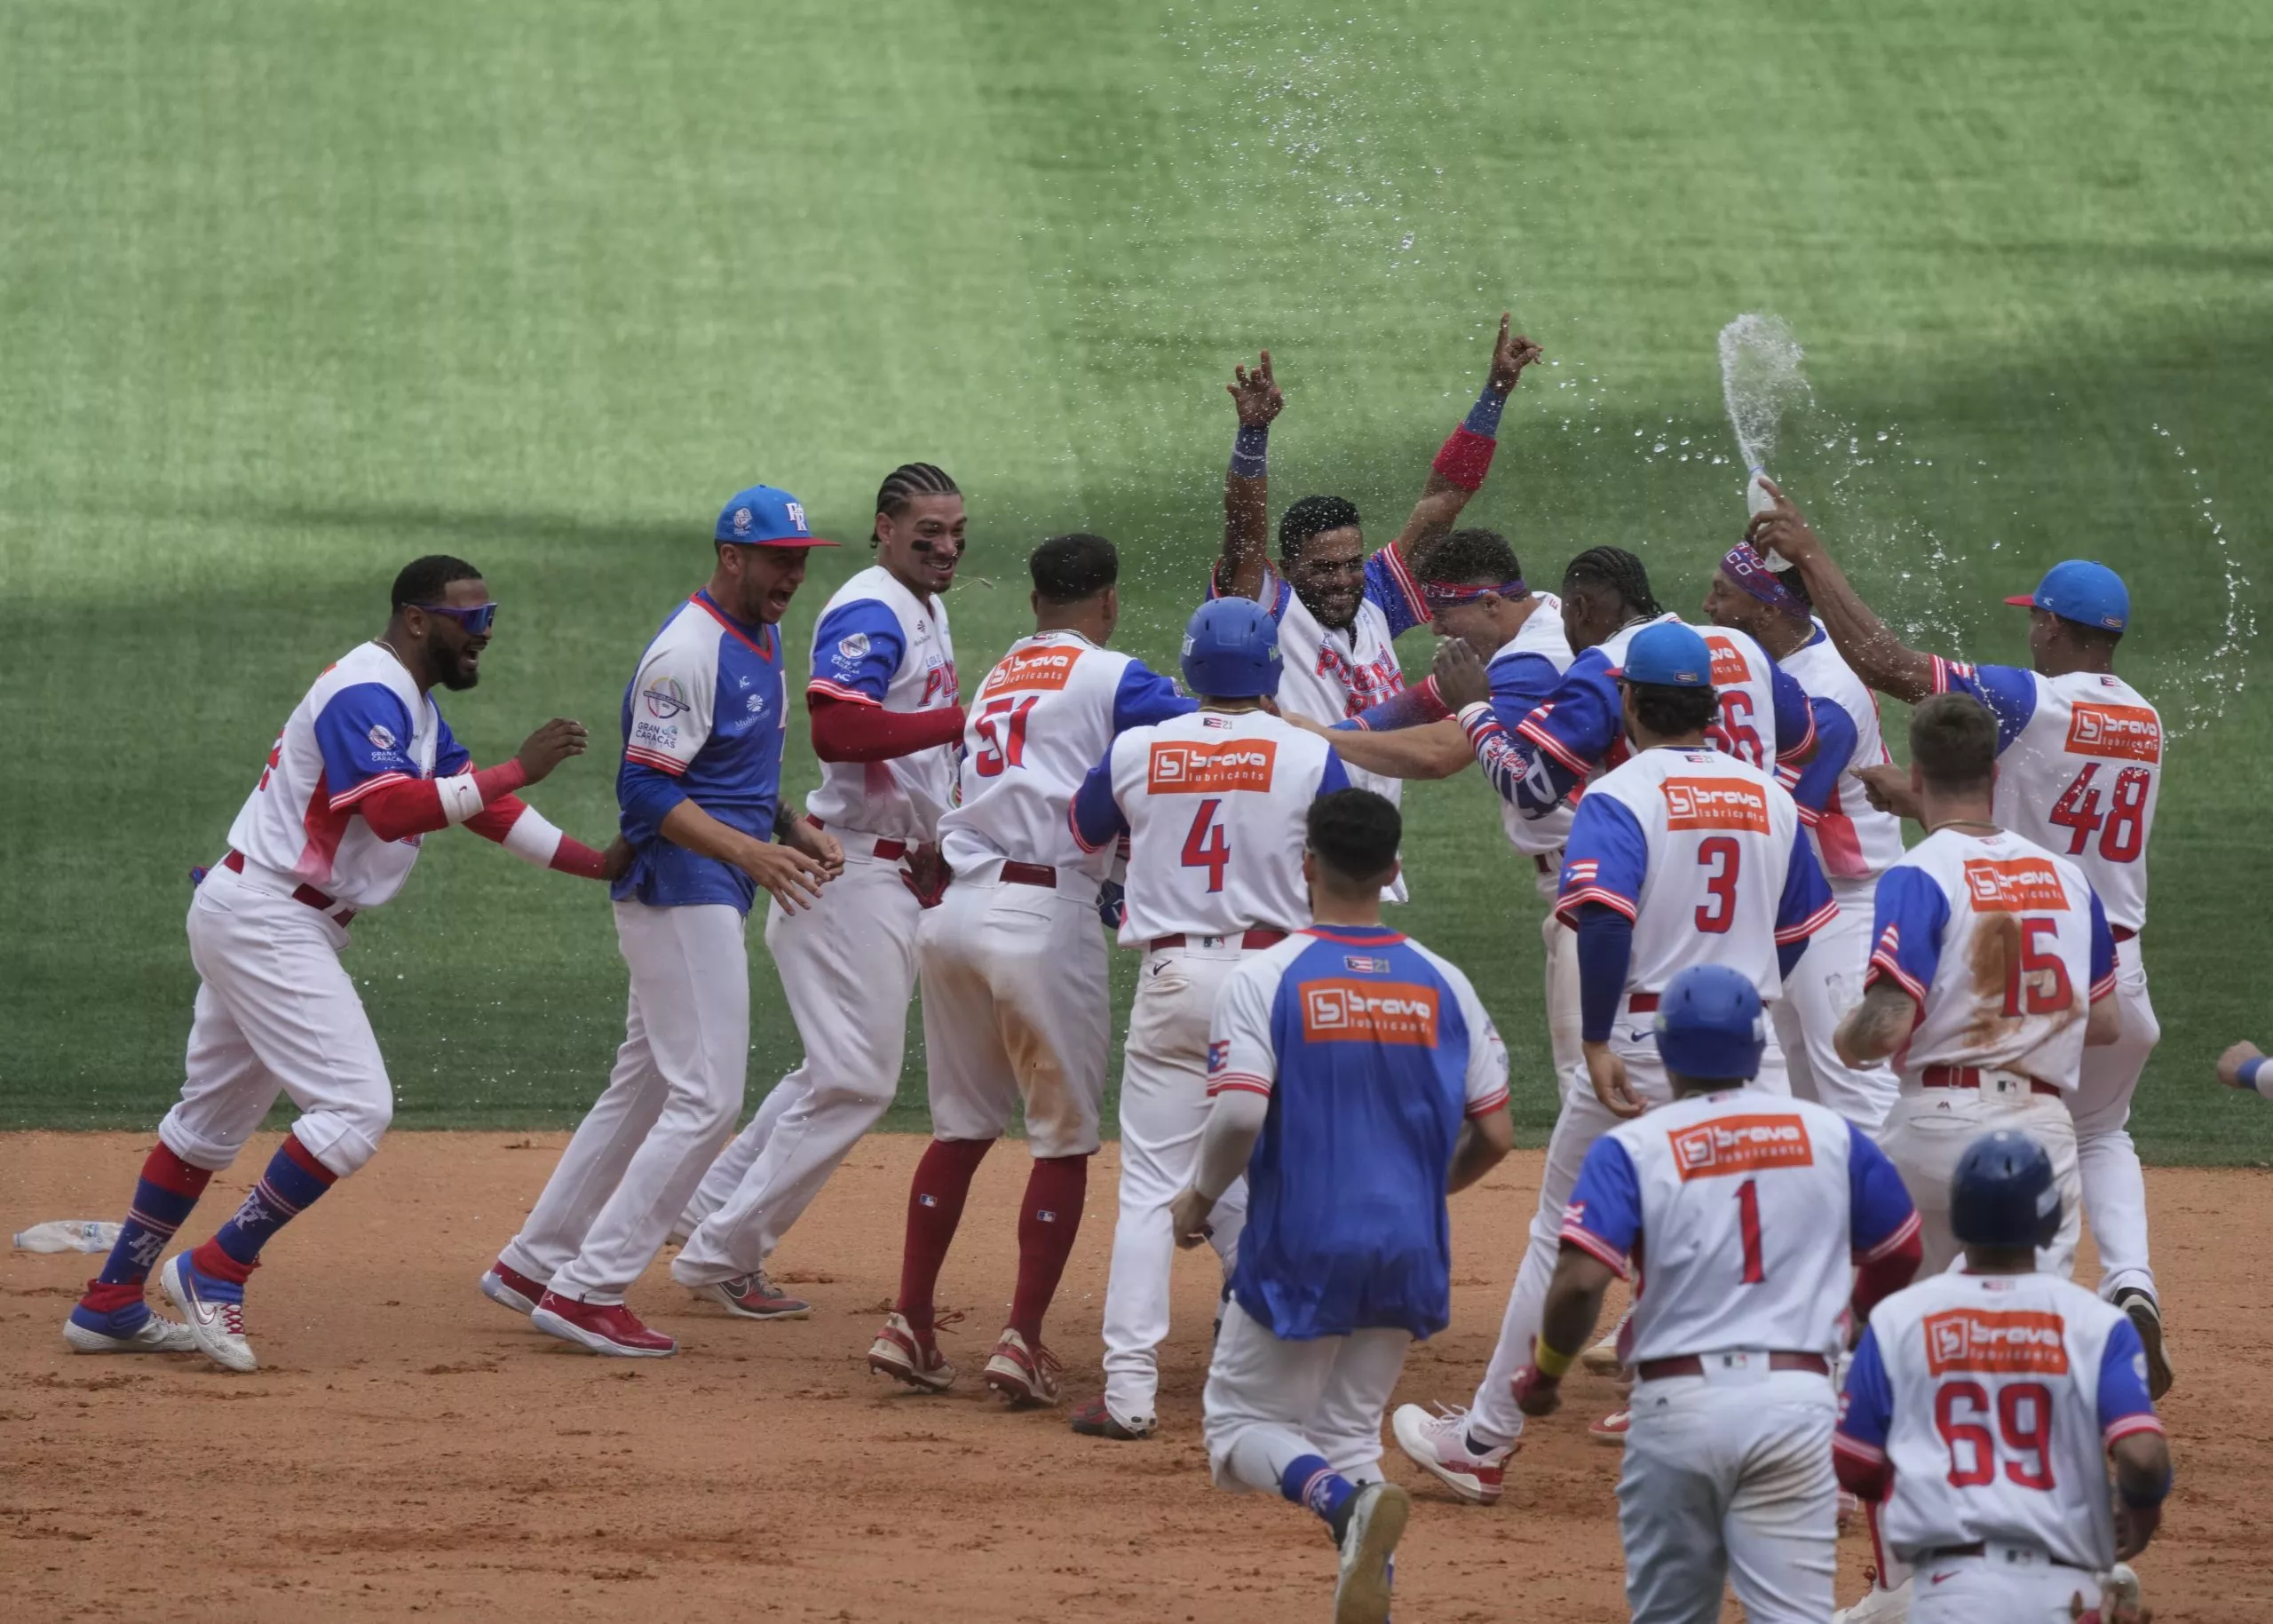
[1395,620,1837,1495]
[67,556,613,1369]
[1287,527,1580,1081]
[484,487,836,1355]
[667,463,967,1314]
[1511,963,1921,1624]
[1836,1131,2167,1624]
[1064,597,1352,1440]
[1704,543,1903,1130]
[866,533,1192,1403]
[1756,484,2173,1394]
[1176,788,1513,1624]
[2216,1041,2273,1098]
[1832,693,2119,1288]
[1210,316,1542,894]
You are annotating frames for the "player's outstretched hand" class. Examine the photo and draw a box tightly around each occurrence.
[1432,638,1492,710]
[1227,350,1284,429]
[515,718,590,784]
[741,840,830,913]
[1585,1041,1645,1120]
[1744,478,1826,568]
[1510,1364,1562,1418]
[2217,1041,2264,1089]
[1486,313,1544,395]
[1168,1186,1216,1250]
[1855,764,1921,821]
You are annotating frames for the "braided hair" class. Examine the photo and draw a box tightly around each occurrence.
[872,462,960,545]
[1563,545,1662,619]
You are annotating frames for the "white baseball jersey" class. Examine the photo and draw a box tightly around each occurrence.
[226,641,463,910]
[937,630,1189,878]
[1072,709,1349,945]
[1556,746,1835,1001]
[1782,627,1905,882]
[1932,661,2161,934]
[803,565,960,840]
[1562,1088,1920,1364]
[1489,598,1577,857]
[1699,625,1785,772]
[1838,1269,2162,1571]
[1865,828,2117,1089]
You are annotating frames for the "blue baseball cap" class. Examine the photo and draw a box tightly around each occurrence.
[2005,559,2126,634]
[715,485,838,548]
[1616,622,1715,688]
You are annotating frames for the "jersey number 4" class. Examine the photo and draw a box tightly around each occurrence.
[2049,762,2150,863]
[971,695,1040,779]
[1936,1379,2056,1491]
[1182,798,1231,893]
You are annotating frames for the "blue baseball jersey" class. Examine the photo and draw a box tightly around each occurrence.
[1207,925,1510,1341]
[612,591,789,913]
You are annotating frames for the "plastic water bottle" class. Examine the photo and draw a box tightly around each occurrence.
[12,1220,121,1254]
[1746,467,1798,572]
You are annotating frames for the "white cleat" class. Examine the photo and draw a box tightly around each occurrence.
[1832,1575,1911,1624]
[1580,1309,1629,1375]
[1333,1481,1410,1624]
[160,1253,257,1372]
[63,1311,200,1354]
[1390,1402,1512,1504]
[2104,1564,2142,1613]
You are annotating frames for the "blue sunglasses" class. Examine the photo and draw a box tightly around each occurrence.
[415,600,499,636]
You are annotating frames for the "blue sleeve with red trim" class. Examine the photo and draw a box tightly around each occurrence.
[1784,698,1857,816]
[2096,1316,2158,1434]
[1112,661,1197,734]
[1776,822,1835,943]
[1490,650,1564,726]
[1934,660,2038,753]
[1838,1327,1894,1454]
[1070,745,1128,852]
[808,599,906,703]
[1865,864,1951,1003]
[1563,1135,1642,1269]
[1516,654,1623,796]
[1575,906,1634,1043]
[1208,559,1295,624]
[1847,1124,1918,1256]
[1769,665,1818,763]
[430,711,471,778]
[312,683,420,806]
[1318,747,1352,797]
[2088,891,2117,995]
[1364,549,1430,640]
[618,761,689,844]
[1557,793,1647,922]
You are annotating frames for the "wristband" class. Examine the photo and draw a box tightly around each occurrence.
[1432,424,1497,492]
[1532,1336,1574,1379]
[2243,1056,2269,1097]
[1463,384,1509,439]
[1231,424,1270,479]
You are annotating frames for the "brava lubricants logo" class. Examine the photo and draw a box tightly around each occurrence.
[1299,979,1439,1046]
[1961,858,2070,914]
[1702,634,1754,687]
[2065,702,2161,764]
[1147,739,1279,793]
[1668,1114,1813,1180]
[1660,777,1770,833]
[1922,1309,2072,1375]
[642,676,690,719]
[979,644,1081,698]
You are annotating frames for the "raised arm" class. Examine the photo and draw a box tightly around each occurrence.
[1384,314,1543,568]
[1218,350,1285,602]
[1746,480,1939,704]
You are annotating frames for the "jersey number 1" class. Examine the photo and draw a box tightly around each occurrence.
[1183,798,1231,893]
[1734,1178,1766,1284]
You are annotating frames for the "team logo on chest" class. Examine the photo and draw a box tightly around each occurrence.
[1669,1113,1812,1179]
[1660,777,1770,833]
[1922,1309,2071,1375]
[1301,979,1438,1046]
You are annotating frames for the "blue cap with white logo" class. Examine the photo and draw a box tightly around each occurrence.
[1616,622,1715,688]
[2004,559,2127,634]
[714,485,839,548]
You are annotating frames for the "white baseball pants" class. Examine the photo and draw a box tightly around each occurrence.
[1880,1076,2080,1280]
[2071,937,2159,1301]
[1461,1002,1787,1449]
[1907,1546,2116,1623]
[1619,1363,1839,1624]
[1099,940,1252,1430]
[672,845,919,1286]
[501,901,748,1304]
[915,869,1110,1156]
[1775,878,1896,1134]
[1530,860,1583,1084]
[1204,1298,1410,1493]
[160,860,391,1178]
[676,1071,797,1237]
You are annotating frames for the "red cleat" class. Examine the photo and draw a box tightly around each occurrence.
[529,1290,677,1358]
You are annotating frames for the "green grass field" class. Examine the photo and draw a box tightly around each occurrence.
[4,1,2269,1161]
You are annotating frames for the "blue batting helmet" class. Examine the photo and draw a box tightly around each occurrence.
[1951,1131,2062,1250]
[1651,964,1768,1081]
[1181,598,1283,700]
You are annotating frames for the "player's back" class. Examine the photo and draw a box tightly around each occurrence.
[1590,1089,1863,1364]
[226,641,442,910]
[1862,1268,2146,1569]
[1105,708,1336,944]
[1489,595,1576,856]
[1561,745,1818,1000]
[803,564,961,841]
[1779,629,1904,882]
[1214,927,1506,1339]
[1992,669,2161,937]
[938,631,1180,878]
[1698,624,1782,772]
[1872,827,2104,1087]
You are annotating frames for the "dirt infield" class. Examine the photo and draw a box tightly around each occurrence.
[4,1132,2266,1622]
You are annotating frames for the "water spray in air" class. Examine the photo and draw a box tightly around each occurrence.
[1718,314,1812,560]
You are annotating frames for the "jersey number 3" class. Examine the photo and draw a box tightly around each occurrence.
[971,695,1039,779]
[1182,798,1231,893]
[1695,836,1742,933]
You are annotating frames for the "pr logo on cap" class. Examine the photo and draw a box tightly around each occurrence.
[733,506,753,535]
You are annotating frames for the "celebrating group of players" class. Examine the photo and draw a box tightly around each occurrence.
[63,315,2179,1623]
